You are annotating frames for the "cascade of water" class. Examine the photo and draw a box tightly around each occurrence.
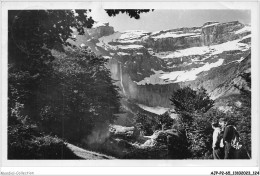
[120,63,126,95]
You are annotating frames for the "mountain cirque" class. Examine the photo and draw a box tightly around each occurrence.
[68,20,251,113]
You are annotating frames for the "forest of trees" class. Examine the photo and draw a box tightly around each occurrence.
[8,10,153,159]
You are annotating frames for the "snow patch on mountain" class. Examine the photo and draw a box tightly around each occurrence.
[155,39,250,59]
[135,69,168,85]
[241,34,251,40]
[152,32,199,40]
[118,52,130,56]
[118,45,144,50]
[97,30,148,45]
[202,22,219,28]
[136,59,224,85]
[120,30,148,40]
[160,59,224,83]
[223,57,245,66]
[97,42,143,51]
[151,30,165,36]
[103,56,112,59]
[118,39,141,43]
[96,30,147,50]
[235,26,251,34]
[189,34,201,38]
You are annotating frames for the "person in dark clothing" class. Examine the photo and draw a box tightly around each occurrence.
[219,118,238,159]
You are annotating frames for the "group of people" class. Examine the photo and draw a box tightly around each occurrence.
[211,118,242,159]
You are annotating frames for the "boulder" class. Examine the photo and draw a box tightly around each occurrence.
[109,125,140,140]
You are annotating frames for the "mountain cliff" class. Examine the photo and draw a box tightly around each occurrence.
[68,21,251,119]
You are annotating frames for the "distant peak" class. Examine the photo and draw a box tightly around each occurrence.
[221,21,241,25]
[92,22,110,28]
[202,21,219,27]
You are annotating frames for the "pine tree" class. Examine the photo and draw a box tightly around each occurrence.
[169,87,215,158]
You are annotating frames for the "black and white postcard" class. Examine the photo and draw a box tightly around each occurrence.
[1,1,259,175]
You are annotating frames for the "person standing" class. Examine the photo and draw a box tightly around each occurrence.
[212,121,224,159]
[219,118,238,159]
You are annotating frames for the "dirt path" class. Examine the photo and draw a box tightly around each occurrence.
[66,143,116,160]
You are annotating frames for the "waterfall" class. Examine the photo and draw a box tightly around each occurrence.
[120,63,126,95]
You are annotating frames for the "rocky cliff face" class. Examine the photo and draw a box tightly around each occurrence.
[70,21,251,115]
[142,27,202,52]
[201,21,249,45]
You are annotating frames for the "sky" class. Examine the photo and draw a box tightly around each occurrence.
[89,10,251,32]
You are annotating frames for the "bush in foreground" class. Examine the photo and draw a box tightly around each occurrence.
[8,123,81,159]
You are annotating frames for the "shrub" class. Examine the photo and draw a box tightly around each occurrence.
[8,122,81,159]
[133,113,159,135]
[157,112,174,131]
[170,87,214,114]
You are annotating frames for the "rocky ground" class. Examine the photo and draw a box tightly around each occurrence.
[84,124,188,159]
